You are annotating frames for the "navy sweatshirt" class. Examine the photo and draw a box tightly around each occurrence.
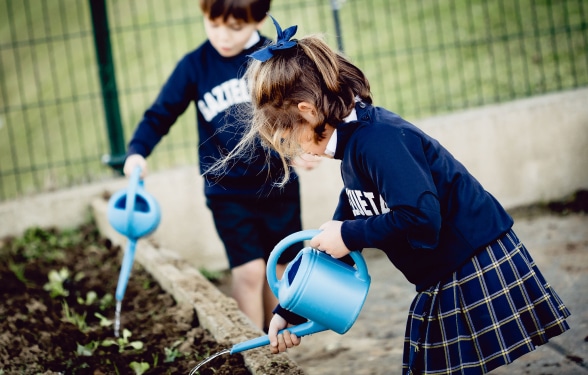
[334,102,514,291]
[127,34,299,198]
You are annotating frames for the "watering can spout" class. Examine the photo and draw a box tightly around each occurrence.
[230,320,328,354]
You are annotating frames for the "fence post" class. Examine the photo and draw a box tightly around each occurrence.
[331,0,344,52]
[89,0,126,174]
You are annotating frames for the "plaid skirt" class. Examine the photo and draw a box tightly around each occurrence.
[403,229,570,375]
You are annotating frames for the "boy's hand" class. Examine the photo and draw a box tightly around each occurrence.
[123,154,148,178]
[310,220,351,259]
[268,314,301,354]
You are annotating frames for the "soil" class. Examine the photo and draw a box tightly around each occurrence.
[0,222,250,375]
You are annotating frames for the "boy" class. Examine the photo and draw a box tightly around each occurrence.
[123,0,309,330]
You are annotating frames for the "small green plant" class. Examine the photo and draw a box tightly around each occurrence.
[163,340,184,363]
[198,267,224,282]
[44,267,70,298]
[101,329,144,353]
[14,227,70,262]
[62,301,88,332]
[8,261,28,285]
[77,290,98,306]
[99,293,115,311]
[76,341,99,357]
[94,312,114,327]
[129,361,150,375]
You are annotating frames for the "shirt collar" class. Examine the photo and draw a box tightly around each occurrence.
[244,31,261,50]
[325,108,357,157]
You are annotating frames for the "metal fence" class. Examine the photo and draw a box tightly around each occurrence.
[1,0,587,201]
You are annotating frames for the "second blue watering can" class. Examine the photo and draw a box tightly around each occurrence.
[107,166,161,304]
[107,166,161,240]
[230,229,371,353]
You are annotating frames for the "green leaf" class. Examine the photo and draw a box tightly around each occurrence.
[129,361,150,375]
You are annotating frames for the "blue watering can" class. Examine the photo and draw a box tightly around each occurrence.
[107,166,161,304]
[230,229,371,353]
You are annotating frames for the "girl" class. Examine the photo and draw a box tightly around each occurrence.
[221,16,571,374]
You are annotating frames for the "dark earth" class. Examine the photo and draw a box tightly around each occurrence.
[0,189,586,375]
[0,222,250,375]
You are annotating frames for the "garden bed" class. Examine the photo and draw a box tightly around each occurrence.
[0,218,302,374]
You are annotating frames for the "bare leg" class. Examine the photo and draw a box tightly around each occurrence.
[231,258,266,330]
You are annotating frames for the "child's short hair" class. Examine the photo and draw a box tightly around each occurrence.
[199,0,270,23]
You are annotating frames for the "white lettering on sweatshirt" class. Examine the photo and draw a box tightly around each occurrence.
[198,78,250,121]
[346,188,390,217]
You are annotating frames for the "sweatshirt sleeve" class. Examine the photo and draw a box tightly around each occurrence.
[272,304,308,325]
[127,55,196,157]
[340,126,442,252]
[333,188,355,221]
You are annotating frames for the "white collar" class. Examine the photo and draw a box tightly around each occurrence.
[325,108,357,157]
[244,31,260,50]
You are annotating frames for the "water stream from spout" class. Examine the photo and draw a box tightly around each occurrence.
[188,349,230,375]
[114,300,122,337]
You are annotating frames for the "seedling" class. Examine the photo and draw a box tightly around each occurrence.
[77,341,99,356]
[62,301,88,332]
[94,312,114,327]
[101,328,144,353]
[99,293,115,311]
[44,267,70,298]
[129,361,150,375]
[8,261,28,285]
[164,340,184,363]
[77,290,98,306]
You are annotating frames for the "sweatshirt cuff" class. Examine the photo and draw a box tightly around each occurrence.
[272,304,308,325]
[341,220,367,251]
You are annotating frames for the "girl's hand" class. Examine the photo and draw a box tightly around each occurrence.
[267,314,301,354]
[123,154,148,178]
[310,220,351,258]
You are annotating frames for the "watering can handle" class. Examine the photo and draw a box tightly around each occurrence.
[229,320,328,354]
[124,166,143,235]
[266,229,369,298]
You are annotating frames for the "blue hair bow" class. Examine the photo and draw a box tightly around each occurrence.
[249,15,298,62]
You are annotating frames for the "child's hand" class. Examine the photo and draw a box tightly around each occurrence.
[310,220,350,258]
[267,314,301,354]
[123,154,148,178]
[291,154,321,171]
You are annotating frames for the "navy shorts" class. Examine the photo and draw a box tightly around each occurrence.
[206,196,304,269]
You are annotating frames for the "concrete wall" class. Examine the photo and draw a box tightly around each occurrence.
[1,88,587,271]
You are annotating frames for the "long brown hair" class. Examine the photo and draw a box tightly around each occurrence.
[207,34,372,186]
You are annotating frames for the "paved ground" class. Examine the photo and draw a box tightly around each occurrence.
[286,211,588,375]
